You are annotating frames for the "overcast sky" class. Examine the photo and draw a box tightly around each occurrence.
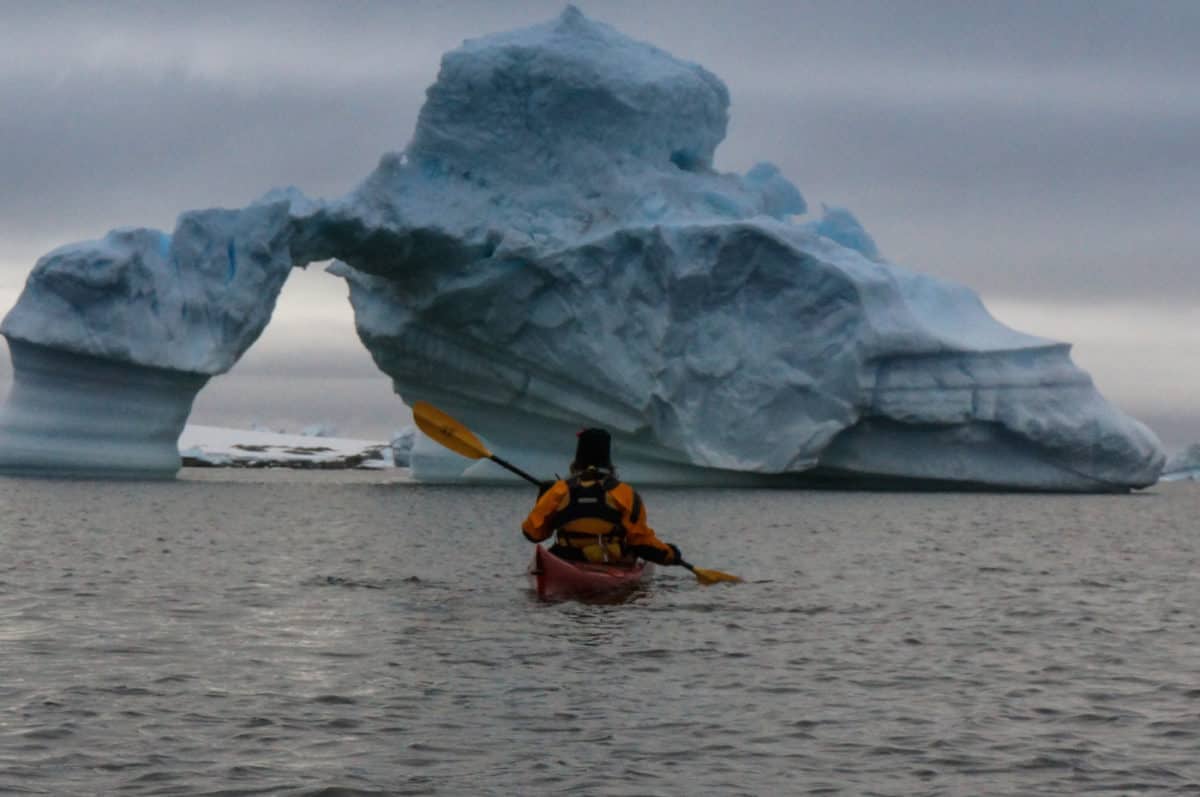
[0,1,1196,446]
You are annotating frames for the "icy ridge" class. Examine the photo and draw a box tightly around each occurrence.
[2,200,301,374]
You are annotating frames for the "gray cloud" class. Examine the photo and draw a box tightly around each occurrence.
[747,94,1199,299]
[0,0,1196,442]
[2,1,1194,298]
[0,72,418,259]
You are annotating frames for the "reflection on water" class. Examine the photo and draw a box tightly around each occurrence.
[0,471,1197,794]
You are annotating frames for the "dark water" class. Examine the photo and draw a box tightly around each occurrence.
[2,470,1199,796]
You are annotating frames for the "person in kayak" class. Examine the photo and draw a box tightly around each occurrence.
[521,428,683,566]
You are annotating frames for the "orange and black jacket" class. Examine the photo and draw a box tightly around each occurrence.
[521,468,678,565]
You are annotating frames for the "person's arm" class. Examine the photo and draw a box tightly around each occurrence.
[521,480,569,542]
[613,483,681,565]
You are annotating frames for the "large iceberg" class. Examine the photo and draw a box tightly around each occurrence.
[0,7,1165,489]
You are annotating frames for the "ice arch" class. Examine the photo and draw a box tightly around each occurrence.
[0,7,1165,488]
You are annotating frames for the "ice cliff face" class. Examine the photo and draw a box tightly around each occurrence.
[0,7,1165,488]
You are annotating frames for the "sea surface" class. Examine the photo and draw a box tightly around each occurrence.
[1,469,1198,796]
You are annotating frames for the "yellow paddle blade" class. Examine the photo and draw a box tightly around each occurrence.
[412,401,492,460]
[691,567,743,585]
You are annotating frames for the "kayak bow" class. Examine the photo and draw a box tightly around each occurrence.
[527,545,653,601]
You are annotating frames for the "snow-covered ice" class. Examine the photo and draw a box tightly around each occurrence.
[0,7,1165,488]
[178,425,393,469]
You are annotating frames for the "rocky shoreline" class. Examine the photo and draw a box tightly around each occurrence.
[181,443,392,470]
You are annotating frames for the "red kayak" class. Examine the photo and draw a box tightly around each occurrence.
[527,545,653,601]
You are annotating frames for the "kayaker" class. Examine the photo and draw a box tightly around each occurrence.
[521,428,683,566]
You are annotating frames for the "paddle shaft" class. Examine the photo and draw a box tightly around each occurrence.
[490,454,541,487]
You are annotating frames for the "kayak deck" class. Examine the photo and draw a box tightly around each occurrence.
[527,545,653,601]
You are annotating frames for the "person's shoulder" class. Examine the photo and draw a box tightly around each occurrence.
[607,479,637,501]
[607,480,649,523]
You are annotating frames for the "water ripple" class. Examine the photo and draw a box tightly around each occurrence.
[1,477,1199,794]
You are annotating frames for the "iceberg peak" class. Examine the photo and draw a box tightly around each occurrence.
[410,5,729,182]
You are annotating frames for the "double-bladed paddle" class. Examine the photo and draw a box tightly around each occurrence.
[411,400,742,585]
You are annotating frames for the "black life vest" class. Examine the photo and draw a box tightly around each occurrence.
[553,469,628,562]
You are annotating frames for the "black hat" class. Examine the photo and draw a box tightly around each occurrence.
[573,428,612,469]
